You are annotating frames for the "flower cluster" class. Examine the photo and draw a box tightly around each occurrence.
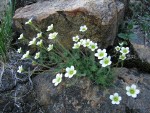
[52,66,77,86]
[17,19,140,107]
[72,26,112,67]
[110,84,140,105]
[17,20,56,75]
[115,45,130,61]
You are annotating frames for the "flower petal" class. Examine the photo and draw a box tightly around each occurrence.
[126,92,131,96]
[136,89,140,94]
[52,79,56,83]
[54,82,58,86]
[109,95,113,100]
[74,70,77,75]
[114,93,119,96]
[131,84,136,89]
[66,67,70,72]
[65,73,69,77]
[126,86,130,91]
[71,66,74,70]
[116,101,120,105]
[112,101,116,104]
[118,96,122,101]
[132,94,137,98]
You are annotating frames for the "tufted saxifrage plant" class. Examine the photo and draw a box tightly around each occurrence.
[17,19,131,87]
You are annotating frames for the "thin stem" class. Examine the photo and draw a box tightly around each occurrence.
[56,39,77,62]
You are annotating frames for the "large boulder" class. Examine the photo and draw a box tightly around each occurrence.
[1,59,150,113]
[125,25,150,73]
[13,0,127,48]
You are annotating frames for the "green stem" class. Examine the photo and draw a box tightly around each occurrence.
[56,39,77,63]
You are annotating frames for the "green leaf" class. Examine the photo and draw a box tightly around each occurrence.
[90,65,97,72]
[128,33,137,39]
[118,33,128,39]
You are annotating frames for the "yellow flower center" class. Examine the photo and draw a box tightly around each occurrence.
[104,59,109,64]
[69,70,74,75]
[123,49,127,53]
[113,96,119,102]
[99,53,104,57]
[91,45,95,49]
[57,77,61,82]
[129,88,135,94]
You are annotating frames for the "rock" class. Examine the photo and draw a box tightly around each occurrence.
[13,0,127,48]
[30,68,150,113]
[13,0,43,9]
[1,51,150,113]
[1,54,150,113]
[125,25,150,73]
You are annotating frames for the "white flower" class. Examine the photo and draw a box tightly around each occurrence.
[36,32,42,38]
[65,66,77,78]
[82,39,92,47]
[25,18,32,25]
[36,39,43,46]
[48,32,58,39]
[28,38,36,46]
[21,51,30,59]
[126,84,140,98]
[100,56,112,67]
[72,42,81,49]
[89,42,98,51]
[17,65,23,73]
[95,49,107,59]
[120,47,129,55]
[119,54,126,60]
[80,25,87,32]
[34,52,40,59]
[72,35,79,42]
[47,24,53,31]
[52,73,62,86]
[18,33,24,40]
[47,44,53,51]
[17,47,22,53]
[80,39,85,45]
[109,93,122,105]
[115,46,120,51]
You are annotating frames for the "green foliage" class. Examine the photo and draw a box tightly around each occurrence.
[95,67,115,87]
[138,14,150,39]
[0,0,13,62]
[129,0,150,42]
[118,20,136,41]
[18,22,130,87]
[118,33,136,40]
[47,48,115,87]
[129,0,150,18]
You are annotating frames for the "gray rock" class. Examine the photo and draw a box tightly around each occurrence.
[13,0,127,48]
[31,68,150,113]
[1,61,150,113]
[127,25,150,73]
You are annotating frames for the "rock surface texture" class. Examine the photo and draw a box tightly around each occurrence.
[13,0,127,48]
[125,25,150,73]
[0,54,150,113]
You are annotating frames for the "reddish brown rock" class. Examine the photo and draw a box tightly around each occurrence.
[13,0,127,48]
